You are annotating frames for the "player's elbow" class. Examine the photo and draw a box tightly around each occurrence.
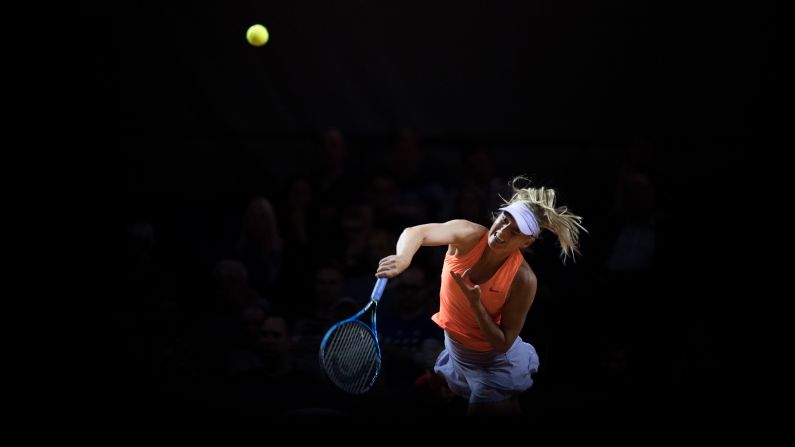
[404,226,430,246]
[496,345,511,354]
[493,341,512,354]
[401,226,419,240]
[494,336,517,353]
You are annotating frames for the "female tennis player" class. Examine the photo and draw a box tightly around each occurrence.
[376,177,585,415]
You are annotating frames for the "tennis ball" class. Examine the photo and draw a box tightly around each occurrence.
[246,24,269,47]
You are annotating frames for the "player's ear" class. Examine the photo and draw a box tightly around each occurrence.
[520,237,534,249]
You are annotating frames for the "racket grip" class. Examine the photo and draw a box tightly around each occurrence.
[371,277,388,302]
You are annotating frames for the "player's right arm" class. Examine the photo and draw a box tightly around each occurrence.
[375,220,486,279]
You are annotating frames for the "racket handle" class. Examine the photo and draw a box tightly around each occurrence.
[371,277,388,302]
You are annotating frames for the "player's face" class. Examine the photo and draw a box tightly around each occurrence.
[488,212,534,250]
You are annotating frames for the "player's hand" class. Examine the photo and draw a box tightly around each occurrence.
[375,254,410,279]
[450,268,481,306]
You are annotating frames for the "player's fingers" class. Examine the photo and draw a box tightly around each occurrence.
[376,264,399,278]
[449,271,469,290]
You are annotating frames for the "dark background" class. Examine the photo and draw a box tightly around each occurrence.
[86,0,783,427]
[101,1,783,137]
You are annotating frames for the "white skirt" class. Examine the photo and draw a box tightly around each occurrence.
[434,331,540,403]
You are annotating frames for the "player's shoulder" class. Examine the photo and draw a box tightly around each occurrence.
[443,219,488,243]
[446,220,487,256]
[515,260,537,288]
[458,220,488,243]
[447,219,488,233]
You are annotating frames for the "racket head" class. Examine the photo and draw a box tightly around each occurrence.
[319,319,381,394]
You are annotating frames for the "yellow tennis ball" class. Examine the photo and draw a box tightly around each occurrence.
[246,24,269,47]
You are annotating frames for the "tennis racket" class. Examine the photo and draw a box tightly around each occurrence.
[319,277,388,394]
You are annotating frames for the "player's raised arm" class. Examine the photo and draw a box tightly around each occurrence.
[376,220,485,279]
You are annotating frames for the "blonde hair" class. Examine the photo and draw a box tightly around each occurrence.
[502,176,586,263]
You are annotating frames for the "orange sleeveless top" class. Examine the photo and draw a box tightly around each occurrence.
[431,232,525,351]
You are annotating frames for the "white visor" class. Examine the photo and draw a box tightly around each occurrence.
[498,202,541,237]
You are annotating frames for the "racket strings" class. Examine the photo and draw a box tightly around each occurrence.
[322,322,379,393]
[329,323,376,389]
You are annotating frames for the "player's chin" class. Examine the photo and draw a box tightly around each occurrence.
[487,238,503,249]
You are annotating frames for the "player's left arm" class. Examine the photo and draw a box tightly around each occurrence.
[455,261,537,353]
[495,262,537,353]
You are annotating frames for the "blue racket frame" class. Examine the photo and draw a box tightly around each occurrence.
[319,277,388,393]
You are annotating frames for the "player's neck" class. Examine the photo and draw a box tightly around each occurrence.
[480,246,511,267]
